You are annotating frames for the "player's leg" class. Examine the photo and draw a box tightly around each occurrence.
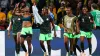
[39,34,47,56]
[20,28,28,56]
[86,32,92,55]
[80,36,85,53]
[13,35,19,54]
[70,38,73,55]
[46,33,52,56]
[80,31,85,53]
[73,35,81,56]
[73,38,82,56]
[69,34,74,55]
[47,40,51,56]
[26,35,32,56]
[16,32,21,55]
[64,33,69,56]
[87,38,92,55]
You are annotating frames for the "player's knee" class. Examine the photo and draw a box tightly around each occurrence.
[28,45,31,49]
[47,43,50,47]
[40,41,44,46]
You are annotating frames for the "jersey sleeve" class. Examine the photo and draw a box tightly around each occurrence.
[89,13,94,21]
[90,11,96,20]
[74,16,78,23]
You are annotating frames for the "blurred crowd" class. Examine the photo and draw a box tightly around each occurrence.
[0,0,100,30]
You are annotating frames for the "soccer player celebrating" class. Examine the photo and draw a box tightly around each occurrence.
[8,7,22,56]
[39,7,56,56]
[78,6,94,56]
[20,7,33,56]
[91,3,100,29]
[59,6,79,56]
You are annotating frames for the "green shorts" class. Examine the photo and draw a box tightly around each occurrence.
[12,32,17,35]
[21,27,33,35]
[74,34,80,38]
[12,32,20,35]
[12,30,21,35]
[80,31,92,38]
[39,33,53,41]
[64,33,74,38]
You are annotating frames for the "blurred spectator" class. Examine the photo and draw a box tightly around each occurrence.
[76,1,82,16]
[0,0,8,8]
[48,6,54,20]
[88,0,93,12]
[57,0,66,13]
[0,7,6,30]
[23,0,30,8]
[0,0,9,14]
[7,7,14,23]
[19,1,26,9]
[97,0,100,10]
[54,0,60,11]
[93,0,98,3]
[67,0,77,15]
[49,4,57,23]
[57,1,66,25]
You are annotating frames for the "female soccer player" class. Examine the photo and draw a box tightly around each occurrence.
[20,7,33,56]
[59,6,79,56]
[78,6,94,56]
[8,7,22,56]
[39,7,56,56]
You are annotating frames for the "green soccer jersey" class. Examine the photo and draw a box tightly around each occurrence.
[11,15,22,34]
[40,15,52,34]
[91,10,100,26]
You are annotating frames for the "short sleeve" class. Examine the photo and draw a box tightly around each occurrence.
[90,11,96,20]
[89,13,93,20]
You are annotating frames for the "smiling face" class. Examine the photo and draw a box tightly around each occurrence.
[15,8,19,13]
[65,7,72,14]
[82,7,88,14]
[24,7,30,13]
[42,8,48,15]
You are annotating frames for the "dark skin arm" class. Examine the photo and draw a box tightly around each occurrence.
[30,13,34,25]
[59,17,67,32]
[75,19,80,34]
[7,22,12,38]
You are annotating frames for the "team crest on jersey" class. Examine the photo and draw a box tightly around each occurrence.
[89,16,91,19]
[46,18,49,21]
[82,18,84,22]
[18,18,21,20]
